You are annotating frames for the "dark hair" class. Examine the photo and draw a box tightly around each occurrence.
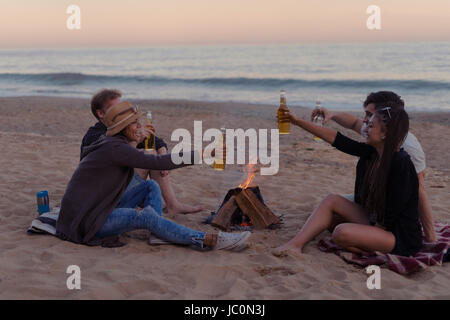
[363,91,405,109]
[90,89,122,119]
[360,107,409,224]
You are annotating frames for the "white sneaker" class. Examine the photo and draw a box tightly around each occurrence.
[214,231,251,252]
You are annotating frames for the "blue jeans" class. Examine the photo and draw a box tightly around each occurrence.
[125,171,145,192]
[119,173,162,212]
[95,176,206,248]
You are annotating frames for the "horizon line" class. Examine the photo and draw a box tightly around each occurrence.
[1,39,450,51]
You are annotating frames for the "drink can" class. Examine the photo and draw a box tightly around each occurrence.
[36,190,50,215]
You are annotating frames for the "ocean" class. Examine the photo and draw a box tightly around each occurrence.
[1,42,449,111]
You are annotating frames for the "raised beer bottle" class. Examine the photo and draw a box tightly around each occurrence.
[213,127,226,171]
[144,111,156,151]
[313,100,323,142]
[277,90,290,134]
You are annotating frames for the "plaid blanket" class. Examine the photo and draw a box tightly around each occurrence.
[27,208,60,235]
[318,222,450,275]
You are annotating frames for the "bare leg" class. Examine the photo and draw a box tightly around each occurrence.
[137,149,203,214]
[332,223,395,253]
[134,168,149,180]
[151,171,203,214]
[273,194,370,255]
[328,213,346,233]
[417,171,436,242]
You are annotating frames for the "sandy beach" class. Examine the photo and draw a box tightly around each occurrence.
[0,96,448,299]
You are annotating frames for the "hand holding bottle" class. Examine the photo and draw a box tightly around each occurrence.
[277,90,290,134]
[311,106,333,125]
[137,125,155,144]
[144,111,156,151]
[313,101,324,142]
[277,109,299,125]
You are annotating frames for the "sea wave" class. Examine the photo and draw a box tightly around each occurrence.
[1,72,449,90]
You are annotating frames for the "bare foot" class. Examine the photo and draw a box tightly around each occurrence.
[272,243,302,257]
[166,202,204,215]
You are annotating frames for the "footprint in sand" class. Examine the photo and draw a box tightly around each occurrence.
[255,266,297,277]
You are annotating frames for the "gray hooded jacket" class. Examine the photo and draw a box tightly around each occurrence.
[56,135,194,246]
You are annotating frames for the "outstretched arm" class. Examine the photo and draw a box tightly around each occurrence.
[311,107,363,135]
[285,110,337,144]
[284,110,375,158]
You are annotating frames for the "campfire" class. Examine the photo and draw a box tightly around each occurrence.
[208,164,281,231]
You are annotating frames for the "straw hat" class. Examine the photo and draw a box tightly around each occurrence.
[104,101,144,136]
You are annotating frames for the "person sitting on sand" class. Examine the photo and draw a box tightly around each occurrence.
[81,89,203,215]
[273,101,422,257]
[56,101,251,251]
[310,91,436,242]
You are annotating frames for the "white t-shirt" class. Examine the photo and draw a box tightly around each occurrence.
[401,132,426,174]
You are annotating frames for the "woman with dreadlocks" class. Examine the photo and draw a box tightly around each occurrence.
[274,102,422,257]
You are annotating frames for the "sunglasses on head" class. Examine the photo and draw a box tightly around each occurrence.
[380,106,392,119]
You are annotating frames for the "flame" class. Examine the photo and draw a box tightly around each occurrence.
[238,160,258,189]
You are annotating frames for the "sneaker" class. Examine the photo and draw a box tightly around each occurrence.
[214,231,251,252]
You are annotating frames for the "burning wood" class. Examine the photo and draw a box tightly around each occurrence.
[235,189,280,229]
[210,163,280,231]
[210,195,238,231]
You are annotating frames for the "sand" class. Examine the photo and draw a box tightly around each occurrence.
[0,96,448,299]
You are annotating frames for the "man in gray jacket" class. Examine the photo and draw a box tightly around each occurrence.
[81,89,203,215]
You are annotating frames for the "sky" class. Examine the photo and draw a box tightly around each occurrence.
[1,0,449,48]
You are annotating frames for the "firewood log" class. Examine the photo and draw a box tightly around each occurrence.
[235,189,280,229]
[211,197,238,231]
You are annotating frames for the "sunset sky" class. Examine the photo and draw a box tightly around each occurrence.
[1,0,449,48]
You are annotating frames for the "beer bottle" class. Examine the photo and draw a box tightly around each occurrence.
[277,90,290,134]
[213,127,226,170]
[144,111,156,151]
[313,100,323,142]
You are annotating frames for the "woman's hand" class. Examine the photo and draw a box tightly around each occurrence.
[278,109,300,125]
[278,109,338,144]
